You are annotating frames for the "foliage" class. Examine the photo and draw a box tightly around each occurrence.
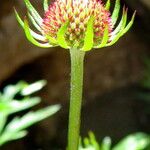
[79,132,150,150]
[0,80,60,146]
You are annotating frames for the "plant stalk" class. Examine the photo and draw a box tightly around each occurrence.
[68,48,85,150]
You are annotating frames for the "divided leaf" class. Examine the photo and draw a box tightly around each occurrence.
[0,105,60,146]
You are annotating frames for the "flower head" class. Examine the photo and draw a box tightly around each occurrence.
[15,0,136,51]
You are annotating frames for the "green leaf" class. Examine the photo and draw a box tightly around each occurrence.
[0,114,7,135]
[2,81,27,101]
[9,97,41,114]
[112,133,150,150]
[89,132,100,150]
[0,130,28,146]
[79,132,100,150]
[24,18,52,48]
[21,80,47,96]
[57,21,69,49]
[101,137,111,150]
[3,85,20,101]
[43,0,49,12]
[24,0,42,26]
[0,102,12,111]
[121,11,136,36]
[0,104,61,146]
[7,104,61,131]
[112,0,120,26]
[105,0,110,10]
[0,97,40,115]
[82,17,94,51]
[95,25,109,48]
[1,80,46,102]
[83,137,90,147]
[8,130,28,141]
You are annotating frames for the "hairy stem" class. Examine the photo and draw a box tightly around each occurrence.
[68,48,85,150]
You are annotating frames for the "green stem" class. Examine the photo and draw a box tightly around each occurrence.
[68,48,85,150]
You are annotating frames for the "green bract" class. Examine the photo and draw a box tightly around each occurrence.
[14,0,135,51]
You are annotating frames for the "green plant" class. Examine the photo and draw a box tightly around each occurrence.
[14,0,136,149]
[79,132,150,150]
[0,80,60,146]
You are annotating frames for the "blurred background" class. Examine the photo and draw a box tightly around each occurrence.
[0,0,150,149]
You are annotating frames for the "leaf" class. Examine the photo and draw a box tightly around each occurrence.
[1,80,46,102]
[3,85,20,101]
[7,104,61,131]
[0,104,61,146]
[2,81,27,101]
[101,137,111,150]
[57,21,69,49]
[24,0,42,26]
[105,0,110,10]
[0,102,12,111]
[111,0,120,26]
[89,132,100,150]
[112,133,150,150]
[82,17,94,51]
[0,130,28,146]
[0,97,40,115]
[0,114,7,135]
[21,80,47,96]
[9,130,28,141]
[24,18,52,48]
[83,137,90,147]
[79,132,100,150]
[43,0,49,12]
